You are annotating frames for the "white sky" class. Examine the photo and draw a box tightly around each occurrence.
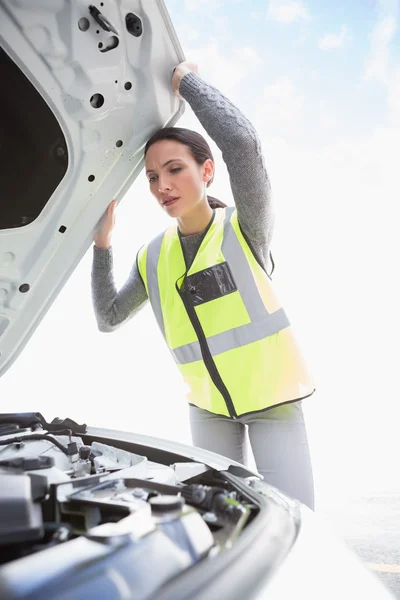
[1,0,400,508]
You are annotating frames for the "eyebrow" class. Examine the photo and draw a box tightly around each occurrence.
[146,159,182,175]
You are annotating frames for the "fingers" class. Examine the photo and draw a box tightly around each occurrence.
[174,60,198,72]
[108,200,117,219]
[172,62,199,95]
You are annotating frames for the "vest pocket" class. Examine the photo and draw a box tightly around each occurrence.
[184,262,237,306]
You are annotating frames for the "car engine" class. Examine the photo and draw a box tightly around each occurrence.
[0,413,259,600]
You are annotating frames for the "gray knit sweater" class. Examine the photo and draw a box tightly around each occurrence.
[92,72,274,332]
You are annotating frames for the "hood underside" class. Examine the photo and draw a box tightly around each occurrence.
[0,0,184,377]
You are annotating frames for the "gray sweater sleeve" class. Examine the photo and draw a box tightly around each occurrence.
[91,247,148,332]
[179,72,274,270]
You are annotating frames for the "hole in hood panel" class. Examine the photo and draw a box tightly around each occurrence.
[0,47,68,230]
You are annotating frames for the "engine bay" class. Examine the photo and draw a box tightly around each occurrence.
[0,413,261,600]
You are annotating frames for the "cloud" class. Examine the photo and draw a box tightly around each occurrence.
[185,0,245,5]
[184,0,223,10]
[387,67,400,124]
[363,3,400,125]
[364,15,397,82]
[267,0,310,23]
[318,25,352,50]
[256,76,303,130]
[177,23,200,43]
[184,39,263,91]
[319,112,338,129]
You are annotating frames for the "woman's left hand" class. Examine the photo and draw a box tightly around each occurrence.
[172,61,199,96]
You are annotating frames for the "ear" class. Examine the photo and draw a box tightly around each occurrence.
[202,159,214,183]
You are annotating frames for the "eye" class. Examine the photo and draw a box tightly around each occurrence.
[170,167,181,174]
[148,175,157,183]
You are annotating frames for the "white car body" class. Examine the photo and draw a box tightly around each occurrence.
[0,0,184,376]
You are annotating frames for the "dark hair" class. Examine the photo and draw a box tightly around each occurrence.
[144,127,227,209]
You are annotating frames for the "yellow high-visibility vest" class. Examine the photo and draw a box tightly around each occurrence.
[137,207,315,418]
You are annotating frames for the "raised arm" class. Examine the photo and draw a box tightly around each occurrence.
[91,248,148,332]
[91,201,148,332]
[175,64,274,267]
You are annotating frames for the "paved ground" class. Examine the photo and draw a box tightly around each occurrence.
[320,493,400,598]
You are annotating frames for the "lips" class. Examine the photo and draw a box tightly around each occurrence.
[162,197,179,207]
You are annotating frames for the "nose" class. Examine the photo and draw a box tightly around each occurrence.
[157,175,171,194]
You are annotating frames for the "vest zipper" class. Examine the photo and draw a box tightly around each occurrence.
[177,282,238,420]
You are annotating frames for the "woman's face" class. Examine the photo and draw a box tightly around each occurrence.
[145,140,213,218]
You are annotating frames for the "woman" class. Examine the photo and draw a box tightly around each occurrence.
[92,62,315,509]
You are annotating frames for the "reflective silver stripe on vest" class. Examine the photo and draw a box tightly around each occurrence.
[146,230,166,338]
[172,308,290,364]
[222,207,268,322]
[146,208,290,365]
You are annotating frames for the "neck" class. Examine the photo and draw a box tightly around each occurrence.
[177,199,213,236]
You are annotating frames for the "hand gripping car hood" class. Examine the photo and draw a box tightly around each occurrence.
[0,0,184,377]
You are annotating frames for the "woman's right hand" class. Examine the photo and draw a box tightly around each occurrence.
[94,200,117,249]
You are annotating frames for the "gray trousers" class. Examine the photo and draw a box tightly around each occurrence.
[189,400,314,510]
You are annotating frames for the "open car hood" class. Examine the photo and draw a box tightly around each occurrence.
[0,0,184,377]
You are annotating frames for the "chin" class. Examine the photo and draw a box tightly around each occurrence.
[164,206,182,218]
[165,202,190,218]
